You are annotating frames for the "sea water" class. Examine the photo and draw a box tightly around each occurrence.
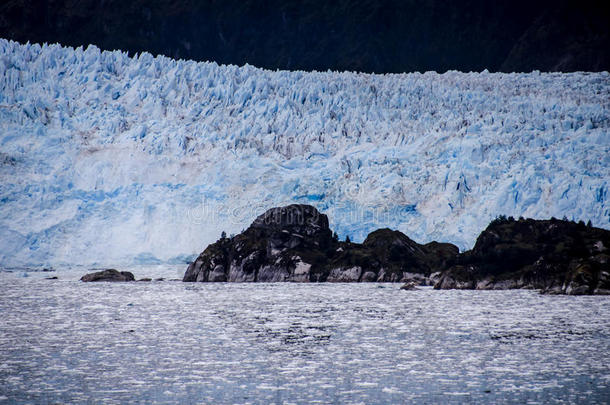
[1,267,609,404]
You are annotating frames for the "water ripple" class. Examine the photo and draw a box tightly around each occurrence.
[1,270,609,403]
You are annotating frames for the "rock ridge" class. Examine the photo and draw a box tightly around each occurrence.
[184,205,609,295]
[183,204,455,283]
[433,217,610,295]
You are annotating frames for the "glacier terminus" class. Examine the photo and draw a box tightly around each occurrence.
[0,39,608,267]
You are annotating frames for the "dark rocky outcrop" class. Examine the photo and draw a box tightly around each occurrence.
[81,269,135,282]
[400,281,418,291]
[434,217,610,295]
[184,204,332,282]
[183,204,458,283]
[183,205,609,293]
[327,228,457,283]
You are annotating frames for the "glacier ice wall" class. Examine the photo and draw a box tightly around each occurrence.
[0,39,609,267]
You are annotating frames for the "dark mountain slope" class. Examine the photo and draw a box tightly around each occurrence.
[2,0,607,72]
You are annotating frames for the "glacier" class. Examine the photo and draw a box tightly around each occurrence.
[0,39,608,267]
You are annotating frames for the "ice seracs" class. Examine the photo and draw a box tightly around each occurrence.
[0,39,608,267]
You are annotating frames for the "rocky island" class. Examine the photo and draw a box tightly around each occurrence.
[183,204,456,283]
[183,205,609,295]
[81,269,135,282]
[434,216,610,295]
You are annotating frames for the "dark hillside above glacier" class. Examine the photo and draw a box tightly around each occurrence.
[1,0,608,72]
